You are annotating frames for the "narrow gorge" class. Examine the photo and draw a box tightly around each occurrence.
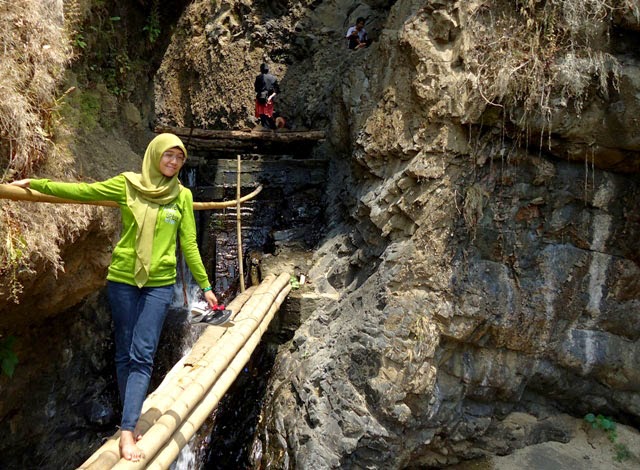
[1,0,639,469]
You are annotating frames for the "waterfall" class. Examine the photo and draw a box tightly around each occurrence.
[170,437,197,470]
[185,166,197,188]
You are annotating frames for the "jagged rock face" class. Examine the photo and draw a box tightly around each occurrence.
[146,0,640,468]
[2,0,638,468]
[152,0,640,466]
[153,0,396,131]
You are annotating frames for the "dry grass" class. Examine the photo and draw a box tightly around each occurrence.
[0,0,103,303]
[465,0,638,128]
[0,0,75,180]
[0,199,106,302]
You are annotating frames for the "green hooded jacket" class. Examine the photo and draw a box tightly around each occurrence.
[30,175,210,289]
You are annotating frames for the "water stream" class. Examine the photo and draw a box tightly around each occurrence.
[160,154,325,468]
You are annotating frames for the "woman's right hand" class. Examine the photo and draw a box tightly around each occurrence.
[204,290,218,308]
[10,179,31,188]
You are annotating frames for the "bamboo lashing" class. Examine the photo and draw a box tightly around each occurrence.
[0,184,262,210]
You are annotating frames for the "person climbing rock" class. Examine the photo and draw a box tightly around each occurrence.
[345,17,371,50]
[10,133,218,463]
[254,62,280,128]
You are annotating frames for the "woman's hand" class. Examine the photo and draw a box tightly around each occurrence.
[204,289,218,308]
[10,179,31,188]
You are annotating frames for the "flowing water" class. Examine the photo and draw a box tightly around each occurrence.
[163,154,325,468]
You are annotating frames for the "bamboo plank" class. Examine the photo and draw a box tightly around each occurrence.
[109,273,291,469]
[0,184,262,210]
[145,284,292,468]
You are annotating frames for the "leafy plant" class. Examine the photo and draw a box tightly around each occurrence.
[73,32,87,50]
[585,413,617,441]
[584,413,632,462]
[143,1,161,44]
[0,215,28,304]
[0,336,19,377]
[614,442,632,462]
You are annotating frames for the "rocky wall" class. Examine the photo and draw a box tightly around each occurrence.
[2,0,637,467]
[218,0,640,468]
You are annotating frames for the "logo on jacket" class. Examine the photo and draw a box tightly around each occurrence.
[163,204,180,225]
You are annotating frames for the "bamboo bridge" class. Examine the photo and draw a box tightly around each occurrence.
[0,180,294,468]
[78,272,291,469]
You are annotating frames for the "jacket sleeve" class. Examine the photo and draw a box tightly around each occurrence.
[178,188,211,289]
[29,175,127,204]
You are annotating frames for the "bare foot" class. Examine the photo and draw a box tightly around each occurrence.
[120,430,144,462]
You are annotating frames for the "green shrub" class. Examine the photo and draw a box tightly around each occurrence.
[584,413,632,462]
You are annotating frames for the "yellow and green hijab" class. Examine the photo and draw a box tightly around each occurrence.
[122,133,187,287]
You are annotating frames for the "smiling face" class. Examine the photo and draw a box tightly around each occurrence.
[159,147,185,177]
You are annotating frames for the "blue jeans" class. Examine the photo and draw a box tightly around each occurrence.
[107,281,174,431]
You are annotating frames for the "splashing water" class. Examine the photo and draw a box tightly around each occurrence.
[170,436,197,470]
[185,166,197,188]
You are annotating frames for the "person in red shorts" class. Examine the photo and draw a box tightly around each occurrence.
[254,63,280,128]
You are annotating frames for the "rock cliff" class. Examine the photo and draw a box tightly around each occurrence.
[1,0,639,468]
[149,0,639,467]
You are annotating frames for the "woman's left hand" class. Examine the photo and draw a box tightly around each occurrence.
[204,289,218,308]
[10,179,31,188]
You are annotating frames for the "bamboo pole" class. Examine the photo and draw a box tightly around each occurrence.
[78,283,264,470]
[110,273,291,469]
[0,184,262,210]
[144,284,292,468]
[236,154,245,292]
[82,273,290,469]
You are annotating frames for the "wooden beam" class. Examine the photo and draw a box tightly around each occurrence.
[154,125,325,143]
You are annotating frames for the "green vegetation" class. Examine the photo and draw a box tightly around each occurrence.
[0,336,18,377]
[56,88,102,132]
[78,92,102,129]
[143,1,162,44]
[104,51,132,97]
[209,216,225,231]
[73,32,87,50]
[585,413,618,441]
[584,413,632,462]
[0,211,28,303]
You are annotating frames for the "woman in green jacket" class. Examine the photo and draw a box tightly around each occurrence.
[11,133,217,462]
